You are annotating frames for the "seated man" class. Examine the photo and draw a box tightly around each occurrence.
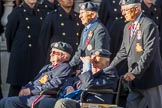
[0,41,73,108]
[54,49,119,108]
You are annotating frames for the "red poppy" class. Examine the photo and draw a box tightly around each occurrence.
[86,39,90,45]
[128,23,135,30]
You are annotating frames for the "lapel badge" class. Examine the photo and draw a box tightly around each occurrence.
[136,43,143,53]
[136,23,141,30]
[81,4,85,10]
[88,31,93,37]
[39,74,48,84]
[137,30,142,40]
[54,43,59,47]
[87,44,93,51]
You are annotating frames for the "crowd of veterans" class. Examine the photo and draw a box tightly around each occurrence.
[0,0,162,108]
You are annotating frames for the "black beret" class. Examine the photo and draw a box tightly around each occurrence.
[119,0,141,6]
[91,49,111,57]
[51,41,73,54]
[79,2,99,12]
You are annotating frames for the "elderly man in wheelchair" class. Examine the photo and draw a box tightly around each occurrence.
[0,41,73,108]
[53,49,119,108]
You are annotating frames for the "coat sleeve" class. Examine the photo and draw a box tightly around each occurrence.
[5,8,20,52]
[28,63,72,95]
[78,67,118,90]
[110,37,127,67]
[69,46,82,67]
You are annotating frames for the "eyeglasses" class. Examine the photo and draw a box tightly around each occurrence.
[50,50,62,55]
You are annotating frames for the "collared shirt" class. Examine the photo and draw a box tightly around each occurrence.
[131,12,142,32]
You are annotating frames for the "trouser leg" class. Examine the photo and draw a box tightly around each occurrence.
[126,91,144,108]
[0,96,28,108]
[140,85,162,108]
[35,98,56,108]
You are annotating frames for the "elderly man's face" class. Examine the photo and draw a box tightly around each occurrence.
[79,10,95,26]
[50,48,64,65]
[91,55,109,74]
[121,5,140,22]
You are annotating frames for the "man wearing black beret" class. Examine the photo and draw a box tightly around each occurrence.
[54,49,118,108]
[69,2,110,70]
[0,41,73,108]
[111,0,162,107]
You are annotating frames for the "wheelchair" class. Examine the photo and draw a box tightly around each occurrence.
[79,76,124,108]
[31,76,126,108]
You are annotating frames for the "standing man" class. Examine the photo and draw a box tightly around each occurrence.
[39,0,83,65]
[5,0,46,96]
[0,41,73,108]
[111,0,162,108]
[69,2,110,69]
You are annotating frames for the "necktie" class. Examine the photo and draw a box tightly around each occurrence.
[129,23,135,38]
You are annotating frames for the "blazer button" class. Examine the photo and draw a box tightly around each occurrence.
[62,32,66,36]
[28,35,31,38]
[29,44,32,47]
[76,32,79,36]
[27,26,30,29]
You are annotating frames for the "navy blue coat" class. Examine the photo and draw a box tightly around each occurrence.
[39,0,59,15]
[5,3,46,86]
[19,62,72,107]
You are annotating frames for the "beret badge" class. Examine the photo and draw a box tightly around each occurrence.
[54,43,59,47]
[81,4,86,10]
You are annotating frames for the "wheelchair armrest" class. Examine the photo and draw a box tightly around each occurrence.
[85,88,115,94]
[40,89,58,97]
[80,88,116,102]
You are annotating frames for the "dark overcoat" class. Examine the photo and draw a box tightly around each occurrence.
[5,3,46,86]
[39,0,59,15]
